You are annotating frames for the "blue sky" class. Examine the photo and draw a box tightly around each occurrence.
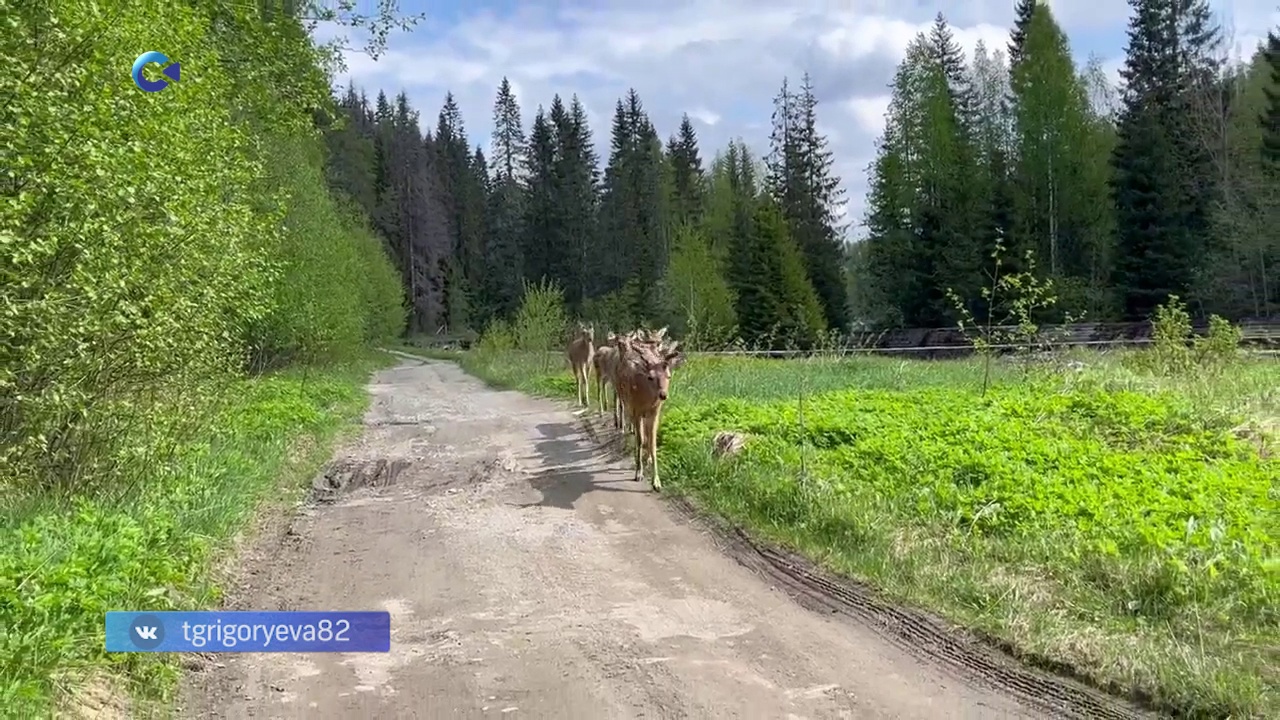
[317,0,1278,236]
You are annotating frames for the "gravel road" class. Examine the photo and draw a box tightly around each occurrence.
[182,356,1146,720]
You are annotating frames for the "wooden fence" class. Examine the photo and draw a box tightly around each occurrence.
[408,319,1280,359]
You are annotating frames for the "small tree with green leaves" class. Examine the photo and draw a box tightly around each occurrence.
[947,241,1079,394]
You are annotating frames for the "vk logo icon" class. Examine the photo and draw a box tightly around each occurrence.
[128,613,165,650]
[131,51,180,92]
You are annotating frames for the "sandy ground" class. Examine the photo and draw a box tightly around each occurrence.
[181,356,1147,720]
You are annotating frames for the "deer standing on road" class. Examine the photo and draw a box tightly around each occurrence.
[614,333,684,491]
[566,322,595,409]
[593,335,621,423]
[609,327,665,434]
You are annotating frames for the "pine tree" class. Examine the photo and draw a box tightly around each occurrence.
[323,83,378,219]
[485,78,527,320]
[551,94,602,309]
[523,107,557,289]
[666,114,705,227]
[1110,0,1222,319]
[1007,0,1037,69]
[433,92,484,329]
[597,89,667,320]
[1263,29,1280,172]
[491,77,526,183]
[766,75,851,331]
[923,19,986,321]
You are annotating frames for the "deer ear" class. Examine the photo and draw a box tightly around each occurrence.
[666,348,685,369]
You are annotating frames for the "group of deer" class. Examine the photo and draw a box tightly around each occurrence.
[565,323,685,491]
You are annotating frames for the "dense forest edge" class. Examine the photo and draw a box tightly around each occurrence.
[0,1,410,715]
[0,0,1277,717]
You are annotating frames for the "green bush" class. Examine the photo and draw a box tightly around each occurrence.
[1,0,404,494]
[0,0,406,713]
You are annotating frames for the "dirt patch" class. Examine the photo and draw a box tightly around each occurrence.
[63,674,130,720]
[311,457,411,501]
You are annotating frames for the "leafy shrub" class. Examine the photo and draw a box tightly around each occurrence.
[1,0,404,495]
[1128,296,1241,378]
[0,0,405,712]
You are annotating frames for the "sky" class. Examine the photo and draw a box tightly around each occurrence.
[315,0,1278,238]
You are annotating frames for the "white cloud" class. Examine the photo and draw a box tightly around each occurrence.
[688,108,722,127]
[843,96,892,138]
[319,0,1280,235]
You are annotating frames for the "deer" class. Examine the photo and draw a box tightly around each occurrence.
[592,334,621,422]
[566,322,595,408]
[613,333,685,491]
[609,327,667,434]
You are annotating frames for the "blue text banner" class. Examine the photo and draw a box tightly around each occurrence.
[105,611,391,652]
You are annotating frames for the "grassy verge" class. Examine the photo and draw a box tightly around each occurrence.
[450,348,1278,718]
[0,351,395,718]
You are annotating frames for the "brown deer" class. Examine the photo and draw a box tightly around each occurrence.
[610,328,666,433]
[592,334,621,422]
[566,322,595,408]
[614,334,685,490]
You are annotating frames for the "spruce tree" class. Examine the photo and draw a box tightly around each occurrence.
[1263,29,1280,172]
[1007,0,1037,69]
[485,78,527,319]
[1110,0,1221,319]
[667,114,705,227]
[523,108,557,288]
[766,75,851,332]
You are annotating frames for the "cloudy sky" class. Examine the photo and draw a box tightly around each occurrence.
[318,0,1277,237]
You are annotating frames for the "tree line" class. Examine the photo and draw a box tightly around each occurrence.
[859,1,1280,327]
[326,0,1280,348]
[326,78,846,349]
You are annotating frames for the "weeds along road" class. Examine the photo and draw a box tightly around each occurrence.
[182,356,1140,720]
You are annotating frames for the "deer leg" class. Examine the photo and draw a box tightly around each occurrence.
[583,366,590,407]
[632,413,645,481]
[649,414,662,491]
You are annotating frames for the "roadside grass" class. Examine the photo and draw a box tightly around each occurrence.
[0,351,395,718]
[450,347,1279,719]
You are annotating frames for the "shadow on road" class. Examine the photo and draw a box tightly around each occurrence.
[516,421,646,510]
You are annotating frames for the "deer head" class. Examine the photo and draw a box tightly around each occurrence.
[637,342,685,401]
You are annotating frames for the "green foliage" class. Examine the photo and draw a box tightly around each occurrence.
[660,223,738,350]
[511,279,569,352]
[948,243,1081,393]
[0,357,386,715]
[246,133,406,368]
[581,278,646,336]
[1126,296,1242,378]
[456,347,1278,718]
[1,0,407,712]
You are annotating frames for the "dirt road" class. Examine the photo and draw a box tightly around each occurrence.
[183,356,1141,720]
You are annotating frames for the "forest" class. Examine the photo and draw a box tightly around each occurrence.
[328,1,1280,350]
[2,0,1278,716]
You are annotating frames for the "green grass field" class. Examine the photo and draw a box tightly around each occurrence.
[436,346,1279,718]
[0,352,395,718]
